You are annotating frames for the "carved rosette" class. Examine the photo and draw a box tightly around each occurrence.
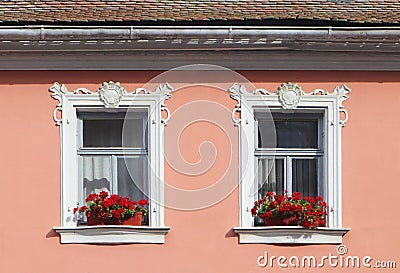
[98,81,126,108]
[276,82,303,109]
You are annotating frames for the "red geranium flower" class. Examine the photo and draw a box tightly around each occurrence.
[99,191,108,198]
[74,192,149,223]
[138,199,148,207]
[250,190,327,229]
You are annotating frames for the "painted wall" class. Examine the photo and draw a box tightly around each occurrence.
[0,70,399,272]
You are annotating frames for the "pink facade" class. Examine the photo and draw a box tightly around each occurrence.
[1,70,399,272]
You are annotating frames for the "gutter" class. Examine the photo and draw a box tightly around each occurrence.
[0,26,400,41]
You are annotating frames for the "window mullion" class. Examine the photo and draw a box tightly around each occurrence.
[286,156,292,194]
[78,148,147,156]
[111,155,118,195]
[78,156,83,206]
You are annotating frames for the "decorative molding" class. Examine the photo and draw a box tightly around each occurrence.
[253,88,274,95]
[53,226,170,244]
[310,88,329,95]
[98,81,126,108]
[233,226,350,244]
[156,83,173,125]
[49,81,173,126]
[49,82,68,126]
[277,82,304,109]
[228,82,351,126]
[228,83,243,126]
[72,88,93,94]
[132,87,151,94]
[333,84,351,127]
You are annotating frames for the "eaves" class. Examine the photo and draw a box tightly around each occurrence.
[0,26,399,71]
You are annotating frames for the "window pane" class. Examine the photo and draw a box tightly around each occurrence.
[292,159,318,197]
[255,159,284,225]
[117,157,148,225]
[82,156,112,200]
[257,158,284,198]
[258,113,321,148]
[117,157,147,201]
[81,112,146,148]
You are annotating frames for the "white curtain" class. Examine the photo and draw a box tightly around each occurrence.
[258,159,275,199]
[83,156,112,198]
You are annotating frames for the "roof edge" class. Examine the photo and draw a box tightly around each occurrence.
[1,25,400,41]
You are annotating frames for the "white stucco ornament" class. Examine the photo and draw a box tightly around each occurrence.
[277,82,304,109]
[98,81,126,108]
[229,82,350,127]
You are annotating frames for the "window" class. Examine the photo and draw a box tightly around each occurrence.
[254,111,323,226]
[77,110,149,225]
[231,82,350,244]
[51,81,172,244]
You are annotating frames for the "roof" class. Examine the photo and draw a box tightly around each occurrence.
[0,0,398,25]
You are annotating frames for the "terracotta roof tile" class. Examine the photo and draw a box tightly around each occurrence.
[0,0,398,24]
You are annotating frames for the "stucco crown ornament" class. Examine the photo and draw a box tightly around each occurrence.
[98,81,126,108]
[228,82,351,127]
[277,82,304,109]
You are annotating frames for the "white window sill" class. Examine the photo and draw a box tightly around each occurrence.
[53,226,170,244]
[233,226,350,244]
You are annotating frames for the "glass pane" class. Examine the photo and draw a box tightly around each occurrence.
[257,158,284,198]
[117,157,148,225]
[82,156,112,200]
[257,119,276,148]
[292,159,318,197]
[258,113,321,148]
[255,158,284,225]
[81,112,146,148]
[117,157,147,201]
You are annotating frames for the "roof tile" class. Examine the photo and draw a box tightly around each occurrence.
[0,0,398,24]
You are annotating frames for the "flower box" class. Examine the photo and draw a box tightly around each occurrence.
[252,190,327,228]
[75,191,148,226]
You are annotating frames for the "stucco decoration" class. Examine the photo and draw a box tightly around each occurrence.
[155,83,173,125]
[49,81,173,126]
[49,82,68,126]
[276,82,304,109]
[228,82,351,127]
[228,83,245,126]
[333,84,351,127]
[98,81,126,108]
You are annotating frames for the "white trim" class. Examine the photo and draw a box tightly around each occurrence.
[53,226,170,244]
[50,81,172,243]
[230,83,350,243]
[233,227,350,244]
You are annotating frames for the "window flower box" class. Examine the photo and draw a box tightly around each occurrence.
[74,191,148,226]
[252,190,327,228]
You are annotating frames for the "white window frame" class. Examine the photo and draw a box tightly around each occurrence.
[50,81,172,244]
[231,83,350,244]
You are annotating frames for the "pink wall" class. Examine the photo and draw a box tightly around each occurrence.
[0,71,399,272]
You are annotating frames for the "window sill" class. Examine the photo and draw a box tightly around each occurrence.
[233,226,350,244]
[53,225,170,244]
